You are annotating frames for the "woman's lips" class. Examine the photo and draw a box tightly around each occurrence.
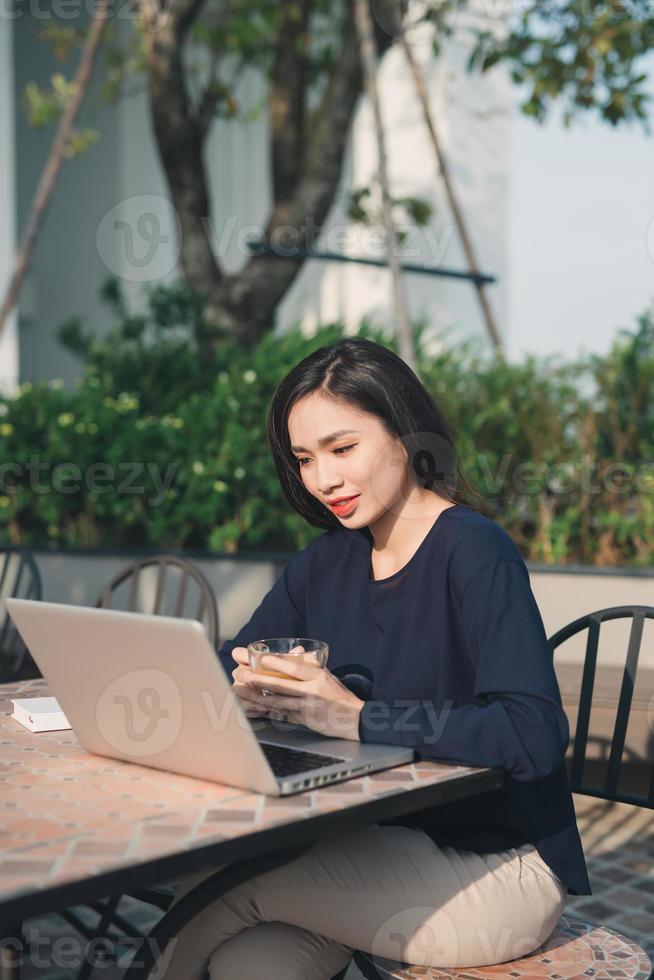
[329,495,360,516]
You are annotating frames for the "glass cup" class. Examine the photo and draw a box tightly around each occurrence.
[247,638,329,696]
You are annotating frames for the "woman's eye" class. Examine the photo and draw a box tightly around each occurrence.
[296,445,355,467]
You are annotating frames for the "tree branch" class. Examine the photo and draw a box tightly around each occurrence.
[194,49,246,133]
[161,0,208,36]
[400,12,503,352]
[354,0,415,370]
[194,47,222,132]
[142,5,222,290]
[0,0,112,340]
[269,0,313,204]
[215,1,396,340]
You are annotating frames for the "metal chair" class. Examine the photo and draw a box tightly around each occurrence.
[0,546,42,682]
[348,605,654,979]
[94,554,219,647]
[548,605,654,803]
[55,554,220,979]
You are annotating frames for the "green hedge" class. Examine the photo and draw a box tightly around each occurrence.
[1,278,652,566]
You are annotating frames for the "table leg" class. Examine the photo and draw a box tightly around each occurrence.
[0,924,22,980]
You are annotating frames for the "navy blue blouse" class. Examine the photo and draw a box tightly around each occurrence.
[217,503,592,896]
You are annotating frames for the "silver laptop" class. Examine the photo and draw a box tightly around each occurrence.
[6,598,414,796]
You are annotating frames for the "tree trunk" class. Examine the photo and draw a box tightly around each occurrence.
[140,0,394,344]
[209,18,369,343]
[143,12,222,306]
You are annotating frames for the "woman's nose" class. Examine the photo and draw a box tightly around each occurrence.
[315,460,344,496]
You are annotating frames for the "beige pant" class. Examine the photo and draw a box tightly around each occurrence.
[154,824,567,980]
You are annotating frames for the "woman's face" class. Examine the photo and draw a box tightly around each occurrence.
[287,392,411,526]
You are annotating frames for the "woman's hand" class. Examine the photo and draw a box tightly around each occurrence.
[229,647,274,720]
[230,647,364,741]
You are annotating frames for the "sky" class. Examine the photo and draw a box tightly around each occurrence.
[506,57,654,363]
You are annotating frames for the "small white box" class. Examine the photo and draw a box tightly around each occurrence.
[10,696,72,733]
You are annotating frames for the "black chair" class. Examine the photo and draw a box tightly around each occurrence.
[53,554,220,979]
[549,604,654,802]
[0,546,42,682]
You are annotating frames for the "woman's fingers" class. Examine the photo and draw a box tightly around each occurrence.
[260,695,303,713]
[231,648,257,687]
[233,682,270,718]
[233,681,261,704]
[231,646,249,665]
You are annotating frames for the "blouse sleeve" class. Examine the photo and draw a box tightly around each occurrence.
[358,558,569,781]
[216,554,306,686]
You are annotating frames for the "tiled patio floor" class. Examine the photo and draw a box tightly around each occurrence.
[564,794,654,968]
[13,794,654,979]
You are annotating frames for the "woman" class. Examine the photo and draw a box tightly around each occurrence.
[161,337,591,980]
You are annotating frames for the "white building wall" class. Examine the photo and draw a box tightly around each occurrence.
[278,11,511,350]
[13,10,510,385]
[13,9,123,384]
[204,70,272,278]
[109,51,185,305]
[0,16,19,393]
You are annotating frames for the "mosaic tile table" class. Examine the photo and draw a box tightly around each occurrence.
[0,679,502,976]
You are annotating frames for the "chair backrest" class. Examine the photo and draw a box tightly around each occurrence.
[548,604,654,807]
[0,547,43,681]
[94,555,219,648]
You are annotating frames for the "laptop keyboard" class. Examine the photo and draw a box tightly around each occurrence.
[258,741,348,778]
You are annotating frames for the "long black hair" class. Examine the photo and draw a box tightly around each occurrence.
[266,337,492,530]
